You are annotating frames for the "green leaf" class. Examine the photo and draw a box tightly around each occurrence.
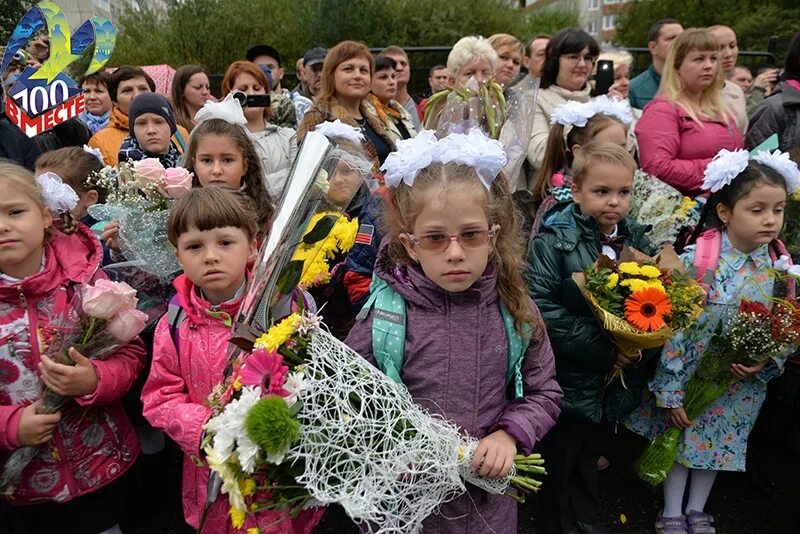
[276,260,304,294]
[302,214,339,245]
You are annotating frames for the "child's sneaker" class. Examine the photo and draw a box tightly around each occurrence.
[655,511,688,534]
[686,511,716,534]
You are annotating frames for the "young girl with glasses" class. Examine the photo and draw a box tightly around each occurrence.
[345,130,562,533]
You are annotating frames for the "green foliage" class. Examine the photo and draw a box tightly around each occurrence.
[615,0,800,63]
[245,395,300,454]
[111,0,578,76]
[0,0,31,44]
[585,267,625,316]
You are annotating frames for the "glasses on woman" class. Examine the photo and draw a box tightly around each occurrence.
[561,53,597,65]
[405,225,499,253]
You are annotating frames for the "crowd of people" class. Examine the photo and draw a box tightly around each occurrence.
[1,17,800,534]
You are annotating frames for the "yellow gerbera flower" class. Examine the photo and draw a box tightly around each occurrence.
[639,265,661,279]
[606,272,619,289]
[618,262,641,276]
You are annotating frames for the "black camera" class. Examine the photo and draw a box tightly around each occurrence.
[231,91,270,108]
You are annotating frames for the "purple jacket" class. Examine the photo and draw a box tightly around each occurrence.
[345,258,562,534]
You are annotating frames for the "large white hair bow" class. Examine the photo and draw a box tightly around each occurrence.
[702,149,750,192]
[36,172,79,214]
[752,150,800,194]
[314,120,365,143]
[550,95,633,128]
[194,94,248,125]
[381,129,507,190]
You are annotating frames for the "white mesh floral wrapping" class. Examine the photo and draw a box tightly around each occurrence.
[292,328,512,533]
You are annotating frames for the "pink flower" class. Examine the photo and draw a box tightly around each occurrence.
[239,348,290,397]
[161,167,193,198]
[82,280,138,320]
[551,172,565,188]
[133,158,165,189]
[106,307,148,343]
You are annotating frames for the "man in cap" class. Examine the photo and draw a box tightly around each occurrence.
[291,47,326,123]
[247,44,297,128]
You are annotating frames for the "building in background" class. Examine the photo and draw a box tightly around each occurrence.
[524,0,632,45]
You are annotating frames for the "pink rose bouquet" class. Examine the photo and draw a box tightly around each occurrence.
[161,167,193,198]
[0,280,151,495]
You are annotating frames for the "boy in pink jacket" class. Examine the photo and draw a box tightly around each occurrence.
[141,187,324,533]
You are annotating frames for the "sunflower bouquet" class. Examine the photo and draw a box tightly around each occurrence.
[572,247,705,362]
[201,313,547,533]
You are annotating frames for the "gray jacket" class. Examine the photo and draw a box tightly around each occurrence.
[248,125,298,199]
[746,82,800,152]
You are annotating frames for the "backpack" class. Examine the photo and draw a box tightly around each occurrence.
[357,276,531,399]
[692,228,793,292]
[166,294,185,351]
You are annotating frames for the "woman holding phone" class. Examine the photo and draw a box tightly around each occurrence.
[221,60,297,198]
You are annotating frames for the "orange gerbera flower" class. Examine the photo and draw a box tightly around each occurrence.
[624,287,671,332]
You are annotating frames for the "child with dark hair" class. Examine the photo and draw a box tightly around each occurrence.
[627,149,800,534]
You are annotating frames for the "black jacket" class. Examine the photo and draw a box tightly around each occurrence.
[746,82,800,152]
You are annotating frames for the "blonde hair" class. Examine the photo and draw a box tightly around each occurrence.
[660,28,730,123]
[488,34,523,54]
[385,163,541,336]
[533,115,628,202]
[572,141,637,186]
[446,36,498,79]
[0,162,76,235]
[597,49,633,70]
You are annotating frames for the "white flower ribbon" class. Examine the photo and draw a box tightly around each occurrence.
[82,144,104,166]
[774,255,800,278]
[751,149,800,194]
[314,119,365,142]
[36,172,79,214]
[550,95,633,128]
[381,129,506,190]
[194,94,248,125]
[701,149,750,193]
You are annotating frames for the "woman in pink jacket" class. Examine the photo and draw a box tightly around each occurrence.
[636,28,744,196]
[141,188,324,533]
[0,163,146,534]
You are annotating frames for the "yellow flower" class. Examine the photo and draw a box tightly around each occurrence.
[639,265,661,279]
[240,477,256,497]
[254,313,301,351]
[290,212,359,289]
[618,262,641,276]
[620,278,649,293]
[606,273,619,289]
[247,529,262,534]
[680,196,697,217]
[230,506,246,529]
[647,280,666,293]
[232,375,242,391]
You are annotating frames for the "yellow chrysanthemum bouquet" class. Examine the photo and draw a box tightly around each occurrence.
[572,247,705,373]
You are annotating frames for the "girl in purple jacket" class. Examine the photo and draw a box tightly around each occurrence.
[345,131,563,533]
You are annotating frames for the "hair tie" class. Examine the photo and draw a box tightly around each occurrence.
[36,172,79,214]
[194,94,248,126]
[550,95,633,128]
[701,148,750,192]
[82,144,105,166]
[751,149,800,194]
[381,129,507,191]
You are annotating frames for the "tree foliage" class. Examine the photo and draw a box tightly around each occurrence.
[111,0,578,75]
[615,0,800,62]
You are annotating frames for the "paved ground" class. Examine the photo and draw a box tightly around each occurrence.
[118,422,799,534]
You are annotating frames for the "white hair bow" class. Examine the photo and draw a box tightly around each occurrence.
[550,95,633,128]
[702,149,750,192]
[194,94,248,125]
[752,150,800,194]
[36,172,79,214]
[314,120,365,142]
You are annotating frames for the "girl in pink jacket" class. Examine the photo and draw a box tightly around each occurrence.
[141,188,324,533]
[0,163,146,534]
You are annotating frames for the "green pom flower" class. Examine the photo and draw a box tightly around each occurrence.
[245,396,300,455]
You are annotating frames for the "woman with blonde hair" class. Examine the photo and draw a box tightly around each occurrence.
[297,40,395,171]
[636,28,743,196]
[488,33,522,87]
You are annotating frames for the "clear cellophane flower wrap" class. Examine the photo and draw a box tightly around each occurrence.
[628,170,702,248]
[571,246,704,360]
[423,76,507,140]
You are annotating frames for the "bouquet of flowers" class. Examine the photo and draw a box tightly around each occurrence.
[628,171,702,248]
[290,211,358,289]
[424,76,507,140]
[572,248,705,363]
[202,313,547,533]
[636,294,800,486]
[87,158,194,279]
[0,279,150,495]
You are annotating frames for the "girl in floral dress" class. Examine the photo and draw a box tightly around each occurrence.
[626,149,800,534]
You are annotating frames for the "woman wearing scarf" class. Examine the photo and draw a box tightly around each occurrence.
[118,93,183,167]
[78,72,113,134]
[364,55,416,143]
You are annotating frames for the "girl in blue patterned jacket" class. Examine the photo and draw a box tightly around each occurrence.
[627,149,800,534]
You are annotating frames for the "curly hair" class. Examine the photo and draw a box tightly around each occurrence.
[384,163,542,337]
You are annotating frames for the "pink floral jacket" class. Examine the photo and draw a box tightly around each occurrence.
[141,274,324,533]
[0,225,145,505]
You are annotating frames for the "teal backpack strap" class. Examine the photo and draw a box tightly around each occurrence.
[357,276,406,384]
[500,302,531,399]
[174,129,187,153]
